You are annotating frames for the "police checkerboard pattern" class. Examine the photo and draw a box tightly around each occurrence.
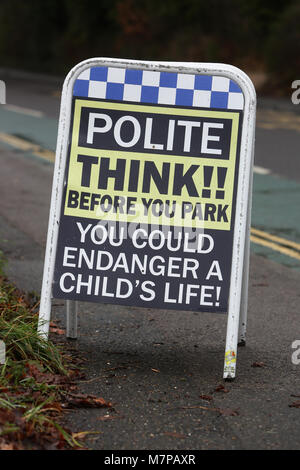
[73,66,244,110]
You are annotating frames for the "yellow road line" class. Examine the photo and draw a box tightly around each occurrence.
[0,132,55,162]
[251,227,300,251]
[256,109,300,133]
[250,235,300,261]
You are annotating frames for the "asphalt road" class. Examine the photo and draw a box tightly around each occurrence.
[0,70,300,450]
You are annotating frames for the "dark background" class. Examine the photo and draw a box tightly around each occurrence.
[0,0,299,93]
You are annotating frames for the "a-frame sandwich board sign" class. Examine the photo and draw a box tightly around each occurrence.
[38,58,256,379]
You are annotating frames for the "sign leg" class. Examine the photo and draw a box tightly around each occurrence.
[223,306,240,380]
[37,287,51,340]
[238,228,250,346]
[223,131,255,379]
[66,300,78,339]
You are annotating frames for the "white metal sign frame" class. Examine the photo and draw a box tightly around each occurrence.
[37,58,256,379]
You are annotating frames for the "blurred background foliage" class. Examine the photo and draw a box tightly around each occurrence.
[0,0,298,92]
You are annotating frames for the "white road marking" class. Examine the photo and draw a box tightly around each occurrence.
[0,132,55,162]
[253,165,271,175]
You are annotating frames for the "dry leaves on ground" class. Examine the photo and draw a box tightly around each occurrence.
[61,393,112,409]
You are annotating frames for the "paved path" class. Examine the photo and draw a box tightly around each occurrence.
[0,73,300,449]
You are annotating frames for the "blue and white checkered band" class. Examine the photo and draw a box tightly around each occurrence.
[73,66,244,110]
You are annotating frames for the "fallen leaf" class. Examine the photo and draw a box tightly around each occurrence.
[72,431,102,439]
[0,442,15,450]
[0,409,15,425]
[170,405,218,412]
[97,414,123,421]
[50,327,65,335]
[289,401,300,408]
[219,408,239,416]
[62,393,112,409]
[42,402,63,413]
[26,363,71,385]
